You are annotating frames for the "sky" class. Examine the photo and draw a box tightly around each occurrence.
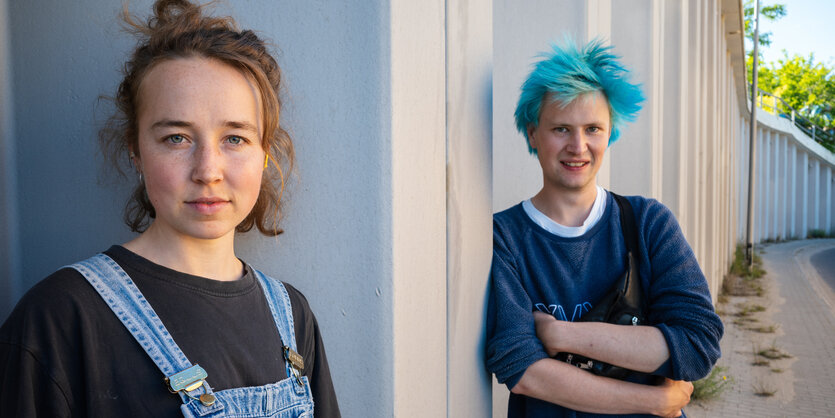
[756,0,835,66]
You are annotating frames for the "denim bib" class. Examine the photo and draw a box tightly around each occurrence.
[70,254,315,417]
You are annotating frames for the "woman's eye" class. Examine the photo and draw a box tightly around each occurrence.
[587,127,601,133]
[226,136,245,145]
[166,134,186,144]
[554,127,568,133]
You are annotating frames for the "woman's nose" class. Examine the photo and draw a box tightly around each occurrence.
[191,143,224,184]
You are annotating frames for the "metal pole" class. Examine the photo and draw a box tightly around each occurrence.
[746,0,761,267]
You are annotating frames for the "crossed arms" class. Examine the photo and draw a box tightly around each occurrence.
[485,201,723,416]
[512,316,692,417]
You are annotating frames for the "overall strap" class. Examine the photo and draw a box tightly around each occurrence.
[611,192,639,256]
[68,254,199,404]
[252,271,303,388]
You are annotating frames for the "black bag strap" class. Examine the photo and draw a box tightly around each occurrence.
[611,192,639,257]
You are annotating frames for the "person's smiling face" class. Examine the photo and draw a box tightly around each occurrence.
[527,91,611,195]
[133,56,265,243]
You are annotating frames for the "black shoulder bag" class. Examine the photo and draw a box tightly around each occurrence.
[553,192,647,380]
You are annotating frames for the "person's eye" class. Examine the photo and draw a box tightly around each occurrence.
[587,127,601,133]
[226,135,246,145]
[554,127,569,133]
[165,134,187,144]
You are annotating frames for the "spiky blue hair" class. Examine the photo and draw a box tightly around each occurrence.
[514,38,644,154]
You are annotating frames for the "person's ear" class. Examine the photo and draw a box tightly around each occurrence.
[527,125,538,150]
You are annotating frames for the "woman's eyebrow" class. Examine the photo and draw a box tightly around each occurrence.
[149,119,258,134]
[150,119,192,130]
[223,120,259,133]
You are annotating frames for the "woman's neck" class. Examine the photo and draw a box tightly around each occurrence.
[122,224,244,281]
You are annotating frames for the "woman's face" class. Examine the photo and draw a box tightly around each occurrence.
[133,57,265,242]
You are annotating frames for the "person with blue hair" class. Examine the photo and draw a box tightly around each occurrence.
[485,39,722,417]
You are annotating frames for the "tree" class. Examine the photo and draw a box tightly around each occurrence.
[743,1,786,85]
[743,1,834,151]
[743,0,786,50]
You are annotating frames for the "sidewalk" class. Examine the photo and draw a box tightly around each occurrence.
[687,239,835,418]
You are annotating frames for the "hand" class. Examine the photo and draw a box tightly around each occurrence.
[533,311,561,356]
[654,378,693,417]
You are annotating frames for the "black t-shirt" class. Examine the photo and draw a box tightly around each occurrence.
[0,246,340,417]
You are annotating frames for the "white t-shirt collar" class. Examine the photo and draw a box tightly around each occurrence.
[522,185,608,238]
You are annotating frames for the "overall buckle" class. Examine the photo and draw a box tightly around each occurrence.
[165,364,216,406]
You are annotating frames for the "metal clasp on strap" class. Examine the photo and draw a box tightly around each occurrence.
[283,346,305,387]
[165,364,216,406]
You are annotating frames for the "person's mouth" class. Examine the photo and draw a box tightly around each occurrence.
[561,160,588,169]
[186,197,230,214]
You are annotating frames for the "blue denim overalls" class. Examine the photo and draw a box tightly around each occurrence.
[69,254,315,417]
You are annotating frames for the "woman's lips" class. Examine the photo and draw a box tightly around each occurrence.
[186,198,230,215]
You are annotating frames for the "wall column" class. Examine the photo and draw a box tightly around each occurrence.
[445,0,493,415]
[390,0,447,414]
[757,128,765,242]
[801,152,809,237]
[790,144,797,238]
[780,135,788,239]
[763,129,771,240]
[825,166,832,233]
[812,158,821,230]
[771,134,780,237]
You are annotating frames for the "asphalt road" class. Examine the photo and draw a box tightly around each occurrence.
[811,246,835,293]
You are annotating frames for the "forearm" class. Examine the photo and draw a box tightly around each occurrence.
[512,358,684,416]
[536,313,669,373]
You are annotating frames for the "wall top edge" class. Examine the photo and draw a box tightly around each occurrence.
[756,111,835,166]
[722,0,750,116]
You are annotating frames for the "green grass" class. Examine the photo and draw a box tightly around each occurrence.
[729,244,766,280]
[753,380,777,397]
[691,366,732,401]
[809,229,827,239]
[735,303,766,316]
[750,324,779,334]
[757,341,792,360]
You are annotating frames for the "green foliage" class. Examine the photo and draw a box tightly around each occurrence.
[729,244,765,279]
[809,229,827,238]
[743,0,787,49]
[743,1,835,152]
[692,366,732,401]
[754,54,835,129]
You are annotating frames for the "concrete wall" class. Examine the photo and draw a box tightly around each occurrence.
[3,1,395,415]
[739,110,835,243]
[445,0,494,416]
[0,0,20,320]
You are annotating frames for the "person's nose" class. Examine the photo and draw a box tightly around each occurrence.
[565,130,588,154]
[191,141,224,184]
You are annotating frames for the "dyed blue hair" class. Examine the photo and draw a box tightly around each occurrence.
[515,39,644,154]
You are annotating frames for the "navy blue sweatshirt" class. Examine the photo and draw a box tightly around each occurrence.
[485,193,723,417]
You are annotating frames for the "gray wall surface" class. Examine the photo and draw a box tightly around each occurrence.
[3,0,395,415]
[0,0,20,320]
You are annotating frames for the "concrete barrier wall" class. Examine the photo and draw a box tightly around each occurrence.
[738,110,835,244]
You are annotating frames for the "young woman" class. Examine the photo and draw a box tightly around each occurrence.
[0,1,340,416]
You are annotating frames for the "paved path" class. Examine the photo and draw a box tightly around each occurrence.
[811,247,835,293]
[687,239,835,418]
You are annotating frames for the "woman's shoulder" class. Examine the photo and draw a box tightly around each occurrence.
[2,266,99,328]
